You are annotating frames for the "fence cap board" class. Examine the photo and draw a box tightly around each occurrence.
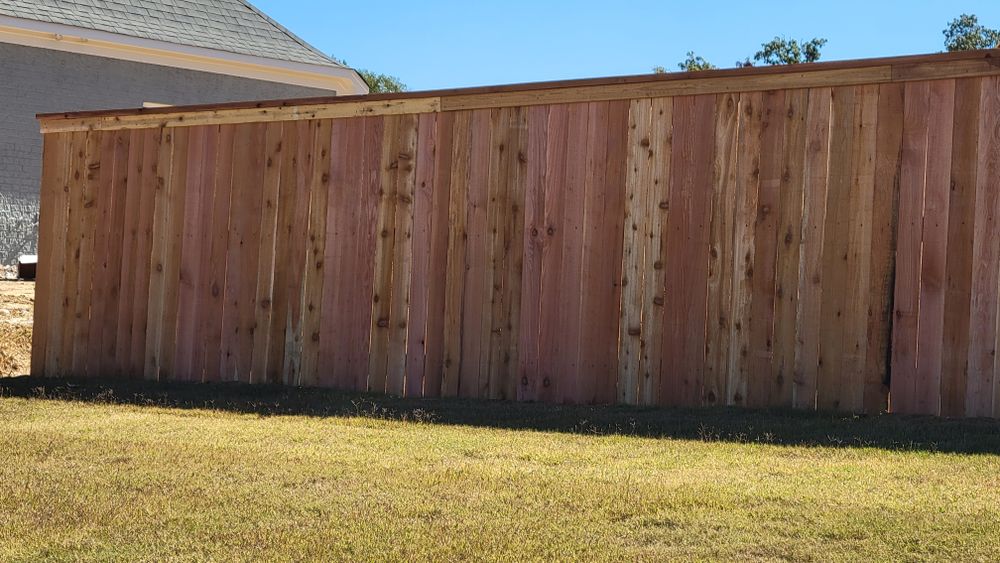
[37,49,1000,133]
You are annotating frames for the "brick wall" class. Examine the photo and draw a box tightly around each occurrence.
[0,41,335,264]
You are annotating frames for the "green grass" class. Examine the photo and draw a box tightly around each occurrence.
[1,377,998,562]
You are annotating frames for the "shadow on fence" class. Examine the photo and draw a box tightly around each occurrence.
[2,375,998,455]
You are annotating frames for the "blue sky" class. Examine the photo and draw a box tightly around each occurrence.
[255,1,1000,91]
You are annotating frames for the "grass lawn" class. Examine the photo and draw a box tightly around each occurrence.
[1,377,998,561]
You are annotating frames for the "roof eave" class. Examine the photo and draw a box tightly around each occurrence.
[0,14,369,95]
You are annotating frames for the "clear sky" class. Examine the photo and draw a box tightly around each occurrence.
[254,1,1000,91]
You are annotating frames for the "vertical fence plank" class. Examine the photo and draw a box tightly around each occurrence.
[746,90,786,408]
[967,76,1000,418]
[175,126,214,382]
[817,86,856,411]
[323,117,364,389]
[839,84,878,413]
[31,134,69,377]
[555,103,589,403]
[422,112,455,397]
[456,109,493,398]
[112,131,144,378]
[704,93,740,407]
[442,113,472,398]
[250,122,285,383]
[70,131,106,376]
[577,101,623,404]
[386,114,419,395]
[965,77,1000,417]
[84,132,118,376]
[158,128,190,382]
[537,104,570,404]
[793,88,832,410]
[144,128,178,380]
[617,99,653,405]
[866,83,904,415]
[594,100,630,404]
[265,123,303,385]
[405,113,439,397]
[220,123,266,383]
[127,129,162,378]
[642,98,671,406]
[662,94,716,407]
[298,120,333,386]
[891,81,931,415]
[318,118,349,388]
[487,107,528,400]
[58,132,88,376]
[203,125,235,382]
[368,116,402,392]
[770,89,808,408]
[518,106,548,402]
[939,78,981,417]
[728,91,763,406]
[335,117,382,392]
[280,121,319,385]
[912,80,956,416]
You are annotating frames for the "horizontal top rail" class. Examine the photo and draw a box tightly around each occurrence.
[37,49,1000,133]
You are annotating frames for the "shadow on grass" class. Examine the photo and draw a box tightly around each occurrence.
[2,375,998,454]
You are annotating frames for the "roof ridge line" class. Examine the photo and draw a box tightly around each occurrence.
[234,0,342,68]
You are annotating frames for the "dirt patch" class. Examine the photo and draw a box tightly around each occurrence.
[0,281,34,376]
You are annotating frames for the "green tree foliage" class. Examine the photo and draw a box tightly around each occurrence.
[358,70,407,94]
[332,55,408,93]
[943,14,1000,51]
[676,51,717,72]
[752,37,827,65]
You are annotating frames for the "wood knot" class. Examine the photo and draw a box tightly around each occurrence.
[377,318,389,328]
[542,377,551,388]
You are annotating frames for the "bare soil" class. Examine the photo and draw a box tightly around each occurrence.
[0,281,34,376]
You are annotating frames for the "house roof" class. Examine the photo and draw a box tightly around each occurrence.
[0,0,342,68]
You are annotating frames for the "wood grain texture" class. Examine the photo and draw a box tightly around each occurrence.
[966,76,1000,418]
[661,95,715,407]
[35,70,1000,418]
[517,106,548,402]
[747,90,786,409]
[770,89,807,408]
[891,81,931,415]
[867,83,904,415]
[817,86,856,412]
[32,134,69,376]
[299,120,333,387]
[940,78,981,417]
[422,112,454,397]
[912,80,955,416]
[728,92,764,407]
[704,93,740,407]
[793,87,832,410]
[617,99,653,405]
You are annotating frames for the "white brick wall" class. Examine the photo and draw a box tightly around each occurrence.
[0,41,334,264]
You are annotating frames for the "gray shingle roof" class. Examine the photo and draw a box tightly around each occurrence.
[0,0,343,67]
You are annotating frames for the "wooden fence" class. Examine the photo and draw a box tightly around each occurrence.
[31,50,1000,417]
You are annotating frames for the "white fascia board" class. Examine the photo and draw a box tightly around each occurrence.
[0,15,369,94]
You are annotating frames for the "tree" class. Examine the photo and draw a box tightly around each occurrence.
[943,14,1000,51]
[752,36,827,65]
[676,51,716,72]
[358,69,407,94]
[332,56,408,93]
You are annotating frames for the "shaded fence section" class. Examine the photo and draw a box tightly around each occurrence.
[32,50,1000,417]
